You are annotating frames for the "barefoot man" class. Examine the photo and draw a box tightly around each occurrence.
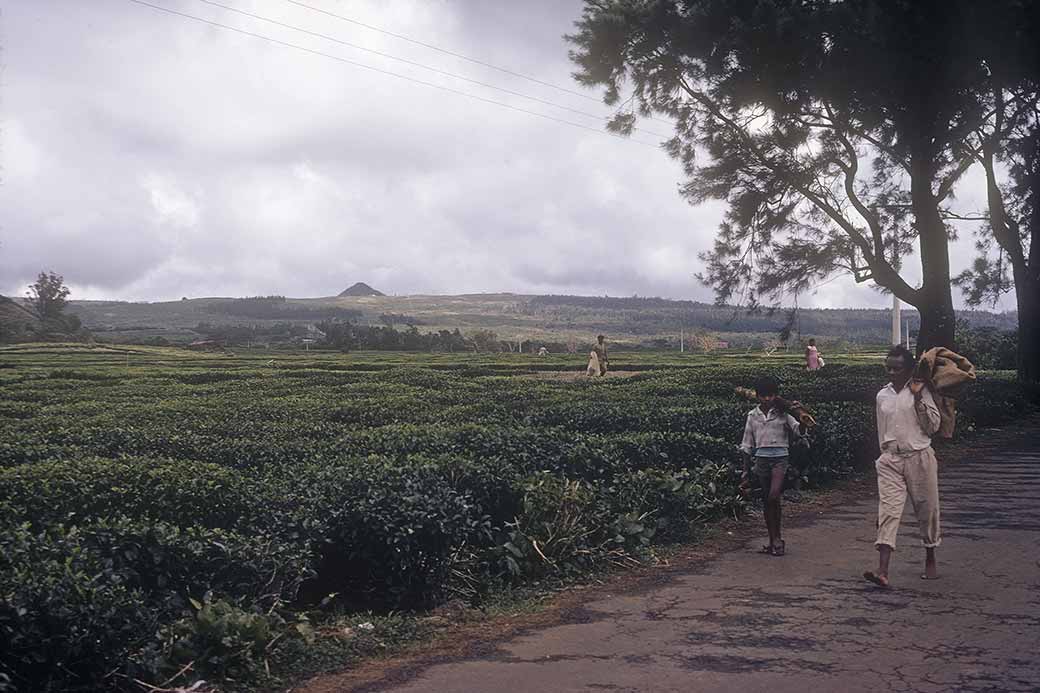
[864,345,942,588]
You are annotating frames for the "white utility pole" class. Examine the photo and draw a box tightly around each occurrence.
[872,202,912,346]
[680,328,685,353]
[892,294,901,346]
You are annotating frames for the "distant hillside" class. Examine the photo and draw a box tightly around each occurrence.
[0,295,42,340]
[526,294,1018,337]
[64,292,1019,348]
[0,295,37,321]
[339,282,384,297]
[0,295,91,342]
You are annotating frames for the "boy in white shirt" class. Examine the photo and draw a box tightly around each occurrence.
[864,345,942,588]
[740,376,807,556]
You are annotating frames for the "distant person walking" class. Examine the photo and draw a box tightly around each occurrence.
[593,335,608,376]
[864,345,942,588]
[586,349,601,377]
[805,338,823,371]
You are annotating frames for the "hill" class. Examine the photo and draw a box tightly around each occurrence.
[61,292,1018,348]
[338,282,384,297]
[0,295,42,340]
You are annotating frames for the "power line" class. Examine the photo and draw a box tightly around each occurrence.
[284,0,600,104]
[126,0,663,149]
[190,0,670,139]
[283,0,674,127]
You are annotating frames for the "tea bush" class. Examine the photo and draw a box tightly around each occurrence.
[0,518,312,691]
[0,458,270,530]
[299,460,489,609]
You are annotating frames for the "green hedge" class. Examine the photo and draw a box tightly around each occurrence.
[0,518,311,692]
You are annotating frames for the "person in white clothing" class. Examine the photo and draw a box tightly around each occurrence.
[864,345,942,588]
[586,350,601,376]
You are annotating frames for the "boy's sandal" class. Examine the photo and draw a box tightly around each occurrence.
[773,540,785,556]
[863,571,890,588]
[758,545,774,554]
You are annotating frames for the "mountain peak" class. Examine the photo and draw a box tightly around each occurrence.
[338,282,385,297]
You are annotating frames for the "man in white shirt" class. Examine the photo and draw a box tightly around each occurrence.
[864,345,942,588]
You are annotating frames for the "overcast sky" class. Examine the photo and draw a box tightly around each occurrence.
[0,0,1015,310]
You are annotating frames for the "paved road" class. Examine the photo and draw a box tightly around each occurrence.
[377,435,1040,692]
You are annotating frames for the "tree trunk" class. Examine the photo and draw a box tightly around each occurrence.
[914,294,956,355]
[1020,152,1040,385]
[1017,275,1040,385]
[909,139,957,355]
[978,130,1038,384]
[1016,166,1040,385]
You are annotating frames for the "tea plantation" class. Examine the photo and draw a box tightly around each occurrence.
[0,345,1032,691]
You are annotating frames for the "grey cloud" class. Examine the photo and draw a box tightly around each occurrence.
[0,0,1016,312]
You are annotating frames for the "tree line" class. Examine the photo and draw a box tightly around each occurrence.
[317,323,565,353]
[202,297,363,322]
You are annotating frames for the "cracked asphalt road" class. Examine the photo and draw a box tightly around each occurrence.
[374,433,1040,693]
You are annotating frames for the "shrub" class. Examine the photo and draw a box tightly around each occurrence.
[0,519,312,692]
[301,462,489,609]
[956,322,1017,370]
[500,474,613,578]
[141,598,289,685]
[957,375,1035,428]
[0,523,159,692]
[0,458,270,530]
[607,465,744,542]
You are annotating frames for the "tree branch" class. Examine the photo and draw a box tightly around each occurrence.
[941,211,989,222]
[832,127,886,258]
[935,154,975,202]
[978,82,1027,274]
[673,76,919,304]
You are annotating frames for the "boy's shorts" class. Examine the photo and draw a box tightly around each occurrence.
[754,455,789,490]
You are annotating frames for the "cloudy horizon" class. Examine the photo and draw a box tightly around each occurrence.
[1,0,1018,312]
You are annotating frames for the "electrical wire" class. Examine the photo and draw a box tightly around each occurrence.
[282,0,674,126]
[126,0,663,149]
[190,0,670,138]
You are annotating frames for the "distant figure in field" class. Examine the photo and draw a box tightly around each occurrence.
[538,346,549,356]
[593,335,608,376]
[586,350,601,376]
[805,338,823,370]
[864,345,942,589]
